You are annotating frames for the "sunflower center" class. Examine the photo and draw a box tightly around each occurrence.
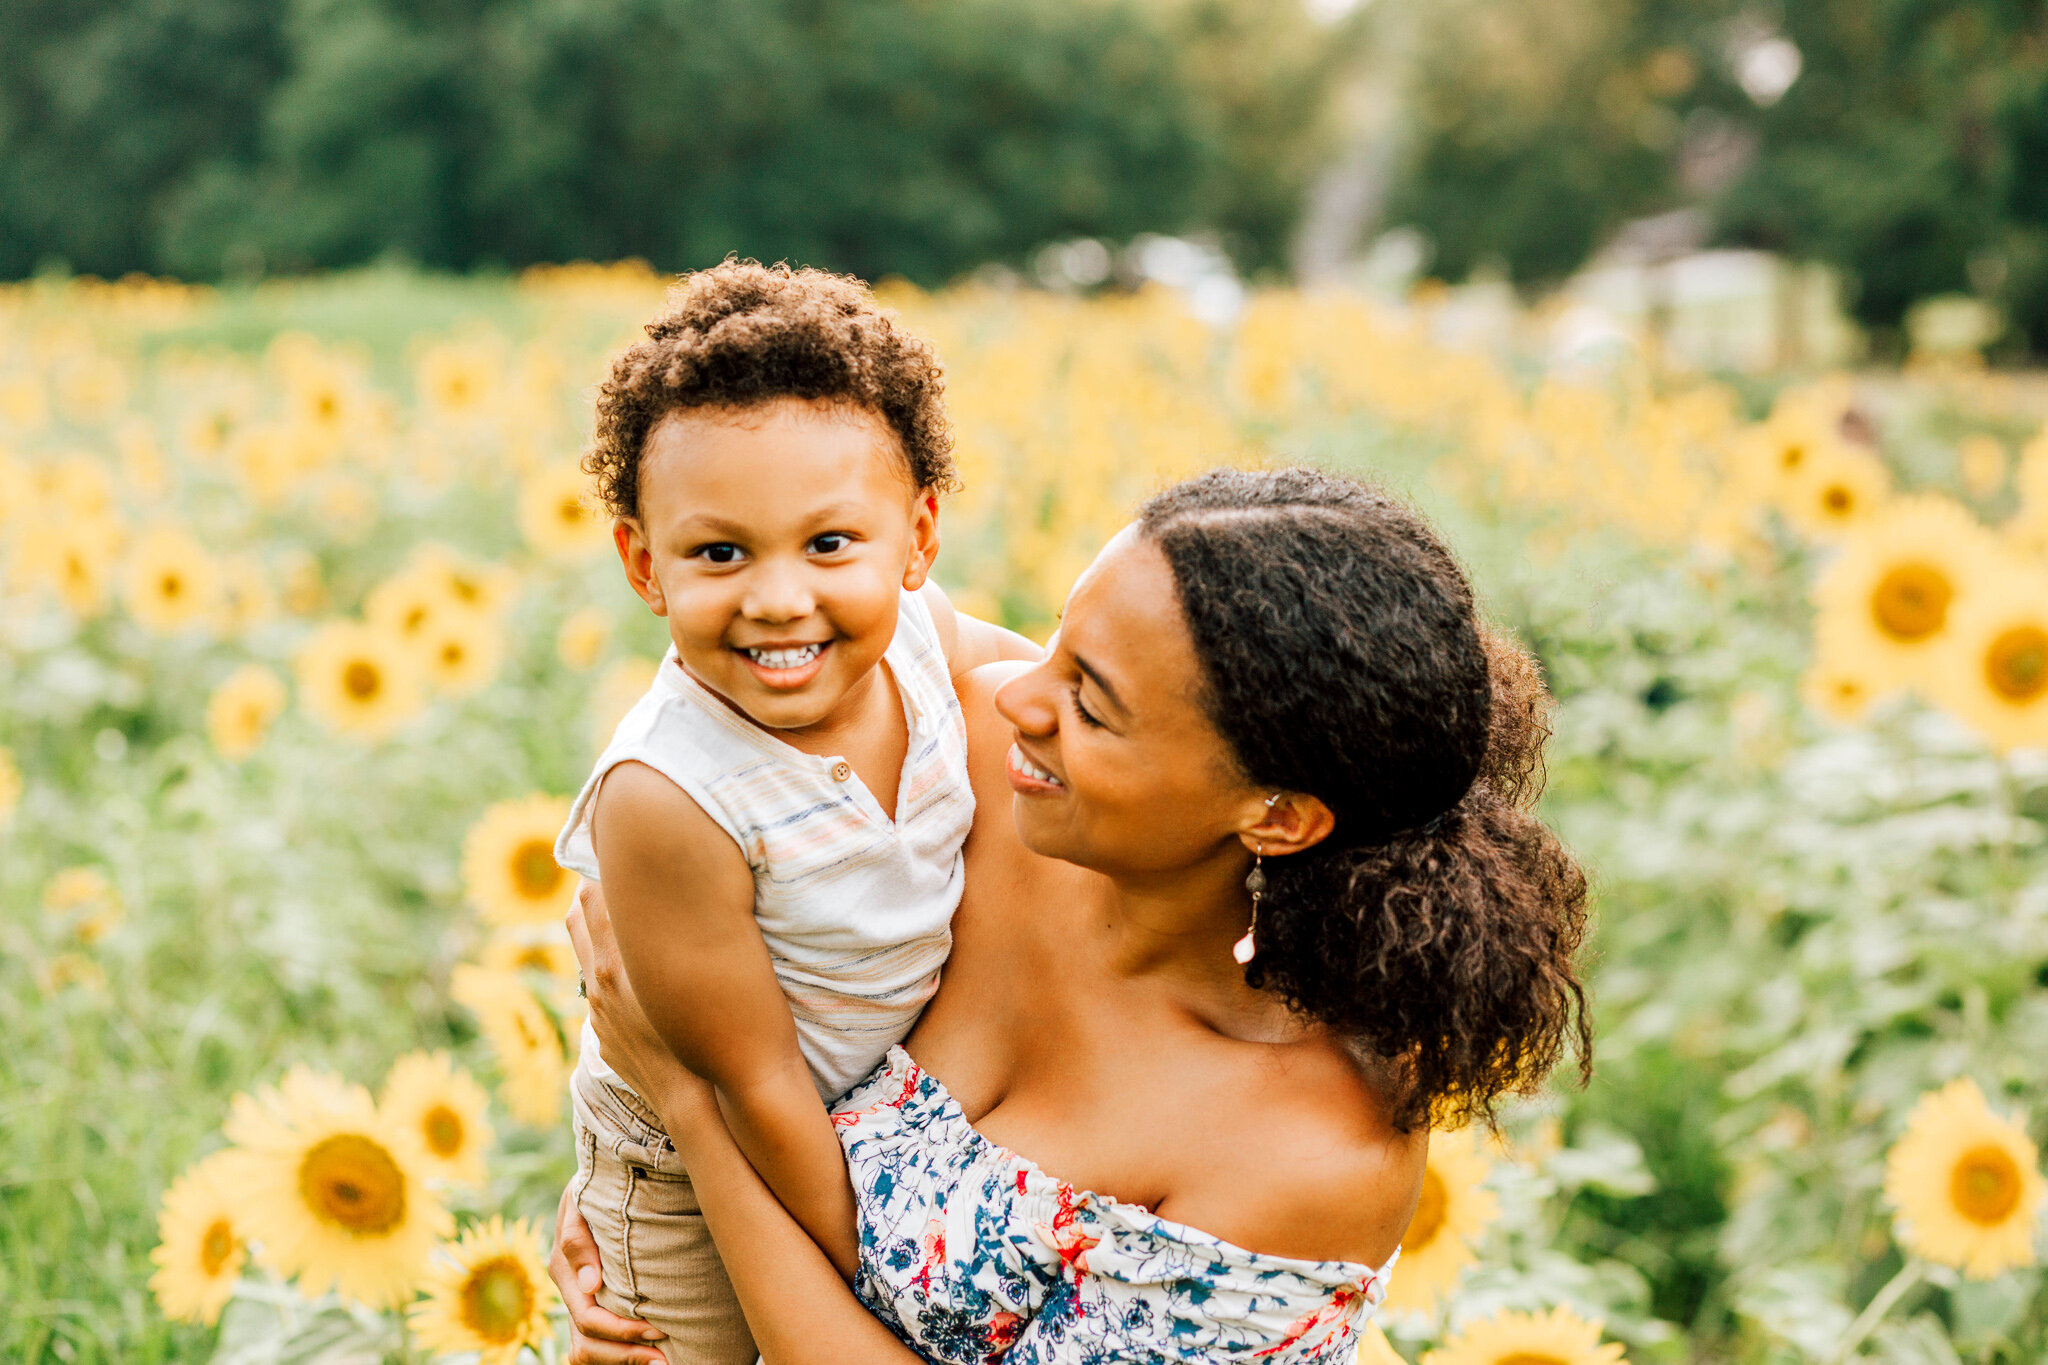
[342,660,383,701]
[200,1219,238,1276]
[159,572,184,600]
[424,1104,466,1157]
[557,498,585,526]
[298,1133,407,1235]
[517,947,554,972]
[1497,1356,1571,1365]
[459,1255,535,1343]
[1404,1167,1447,1250]
[1951,1144,2024,1225]
[441,641,465,667]
[1869,563,1952,643]
[1820,483,1853,515]
[404,606,429,633]
[1778,442,1806,472]
[511,840,564,900]
[1984,626,2048,703]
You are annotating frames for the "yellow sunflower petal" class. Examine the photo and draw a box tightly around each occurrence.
[380,1051,495,1188]
[149,1148,260,1326]
[407,1216,559,1365]
[1423,1303,1628,1365]
[1382,1127,1502,1314]
[461,795,573,925]
[1883,1077,2046,1278]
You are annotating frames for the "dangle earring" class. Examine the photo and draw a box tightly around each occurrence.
[1234,847,1264,966]
[1234,794,1281,966]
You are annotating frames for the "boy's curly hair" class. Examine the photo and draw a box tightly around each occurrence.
[584,259,958,519]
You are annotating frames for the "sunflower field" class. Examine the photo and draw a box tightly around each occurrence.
[3,262,2046,1365]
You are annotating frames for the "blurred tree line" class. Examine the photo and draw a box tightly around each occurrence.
[1383,0,2048,352]
[0,0,1344,285]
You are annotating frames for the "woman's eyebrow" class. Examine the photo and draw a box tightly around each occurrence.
[1072,653,1128,717]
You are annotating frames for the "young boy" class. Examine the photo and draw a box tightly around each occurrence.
[554,261,1035,1364]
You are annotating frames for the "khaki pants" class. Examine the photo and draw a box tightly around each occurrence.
[571,1062,758,1365]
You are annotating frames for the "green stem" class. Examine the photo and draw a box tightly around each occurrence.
[1821,1258,1926,1365]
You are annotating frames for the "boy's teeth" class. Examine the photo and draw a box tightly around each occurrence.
[745,644,823,670]
[1009,743,1062,786]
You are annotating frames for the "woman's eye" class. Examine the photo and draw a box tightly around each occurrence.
[1069,687,1105,729]
[810,533,851,555]
[696,543,743,565]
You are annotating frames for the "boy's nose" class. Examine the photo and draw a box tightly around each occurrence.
[741,562,816,622]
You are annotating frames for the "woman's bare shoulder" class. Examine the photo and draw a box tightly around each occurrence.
[1162,1041,1427,1268]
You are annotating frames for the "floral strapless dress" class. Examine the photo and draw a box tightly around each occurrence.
[830,1047,1398,1364]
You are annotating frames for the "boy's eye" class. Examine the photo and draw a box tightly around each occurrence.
[810,533,852,555]
[695,543,744,565]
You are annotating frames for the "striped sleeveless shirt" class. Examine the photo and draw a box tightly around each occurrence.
[556,587,973,1102]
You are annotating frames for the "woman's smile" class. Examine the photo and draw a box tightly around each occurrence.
[1005,741,1066,792]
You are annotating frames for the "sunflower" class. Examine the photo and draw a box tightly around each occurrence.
[1382,1127,1501,1314]
[44,865,123,943]
[36,951,107,996]
[412,543,519,618]
[1809,495,2003,693]
[1925,573,2048,754]
[1883,1077,2046,1278]
[407,1216,559,1365]
[518,463,610,559]
[148,1148,257,1325]
[12,514,116,617]
[461,795,573,925]
[0,745,20,826]
[121,525,220,635]
[480,922,580,983]
[1423,1304,1627,1365]
[1359,1323,1410,1365]
[416,339,501,423]
[556,606,611,670]
[379,1051,494,1188]
[450,965,571,1126]
[223,1066,451,1308]
[421,610,507,698]
[296,619,427,742]
[1779,443,1891,543]
[206,665,288,761]
[365,565,444,644]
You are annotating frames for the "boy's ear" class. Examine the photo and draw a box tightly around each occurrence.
[614,518,666,616]
[901,492,941,592]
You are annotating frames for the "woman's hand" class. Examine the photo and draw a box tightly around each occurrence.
[548,1184,669,1365]
[565,879,722,1146]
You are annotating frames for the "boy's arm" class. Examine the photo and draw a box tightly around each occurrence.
[589,760,859,1280]
[918,579,1042,681]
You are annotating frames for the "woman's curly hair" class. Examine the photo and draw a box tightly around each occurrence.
[584,259,958,518]
[1137,468,1591,1131]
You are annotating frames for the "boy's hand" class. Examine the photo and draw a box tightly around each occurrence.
[549,1185,668,1365]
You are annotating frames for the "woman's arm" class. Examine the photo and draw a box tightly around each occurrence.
[566,883,923,1365]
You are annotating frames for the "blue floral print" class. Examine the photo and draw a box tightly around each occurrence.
[830,1047,1398,1363]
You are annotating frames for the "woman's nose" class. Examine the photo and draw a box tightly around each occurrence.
[993,664,1058,735]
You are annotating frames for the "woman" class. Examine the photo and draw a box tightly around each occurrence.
[557,467,1590,1363]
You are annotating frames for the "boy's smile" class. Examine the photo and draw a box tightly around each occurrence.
[615,396,939,740]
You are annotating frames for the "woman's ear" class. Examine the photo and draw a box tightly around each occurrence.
[1239,792,1336,858]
